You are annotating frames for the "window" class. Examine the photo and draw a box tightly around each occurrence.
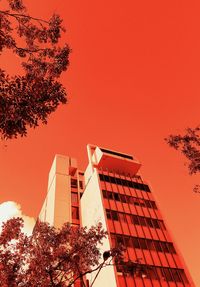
[108,191,113,200]
[151,201,157,209]
[146,218,153,228]
[146,240,154,250]
[99,174,151,192]
[116,235,124,245]
[106,209,111,219]
[120,194,127,203]
[102,190,107,198]
[171,269,182,282]
[71,192,78,204]
[79,181,83,189]
[139,217,146,226]
[72,207,79,220]
[140,238,147,249]
[100,148,133,160]
[71,179,77,188]
[168,243,176,253]
[152,219,160,229]
[113,193,120,201]
[145,200,151,208]
[133,198,140,206]
[124,236,132,247]
[154,241,162,252]
[161,242,169,253]
[163,268,173,282]
[132,237,140,249]
[132,215,139,225]
[111,211,119,221]
[119,213,126,222]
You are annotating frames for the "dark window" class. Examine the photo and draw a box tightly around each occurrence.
[102,190,107,198]
[147,266,158,280]
[108,191,113,200]
[99,174,150,192]
[139,238,147,249]
[71,192,78,203]
[100,148,133,160]
[124,236,132,247]
[132,215,139,225]
[145,200,151,208]
[152,219,160,229]
[133,198,140,206]
[79,181,83,189]
[113,193,120,201]
[151,201,157,209]
[106,210,111,219]
[71,179,77,188]
[146,240,154,250]
[116,235,124,245]
[163,268,173,282]
[139,217,146,226]
[132,237,140,249]
[120,194,127,203]
[146,217,154,228]
[171,269,182,282]
[111,211,119,221]
[168,243,176,254]
[154,241,162,252]
[161,242,169,253]
[72,207,79,220]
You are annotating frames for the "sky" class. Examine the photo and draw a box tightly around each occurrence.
[0,0,200,285]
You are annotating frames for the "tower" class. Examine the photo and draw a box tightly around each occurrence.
[39,145,194,287]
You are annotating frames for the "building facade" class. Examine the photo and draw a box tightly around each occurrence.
[39,144,194,287]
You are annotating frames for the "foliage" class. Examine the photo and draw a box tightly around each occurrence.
[165,126,200,175]
[0,0,70,139]
[165,126,200,192]
[0,218,125,287]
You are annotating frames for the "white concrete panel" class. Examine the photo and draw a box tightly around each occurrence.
[81,169,117,287]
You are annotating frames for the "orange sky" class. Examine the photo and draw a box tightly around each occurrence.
[0,0,200,285]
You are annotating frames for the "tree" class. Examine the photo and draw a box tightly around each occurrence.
[0,0,70,139]
[165,126,200,192]
[0,218,124,287]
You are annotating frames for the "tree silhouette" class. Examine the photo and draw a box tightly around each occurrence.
[0,218,125,287]
[0,0,70,139]
[165,126,200,192]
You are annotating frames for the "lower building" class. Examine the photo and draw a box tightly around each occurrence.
[39,144,194,287]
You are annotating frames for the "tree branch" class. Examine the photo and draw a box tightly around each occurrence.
[0,10,49,24]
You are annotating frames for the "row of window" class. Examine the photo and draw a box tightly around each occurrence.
[117,264,188,284]
[111,233,176,254]
[106,209,166,230]
[100,148,134,160]
[72,206,79,220]
[71,179,83,189]
[99,174,150,192]
[102,190,157,209]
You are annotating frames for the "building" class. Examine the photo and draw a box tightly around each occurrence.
[39,144,194,287]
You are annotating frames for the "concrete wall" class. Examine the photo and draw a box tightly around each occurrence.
[81,168,117,287]
[39,154,76,228]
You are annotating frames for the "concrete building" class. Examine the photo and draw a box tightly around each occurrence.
[39,144,194,287]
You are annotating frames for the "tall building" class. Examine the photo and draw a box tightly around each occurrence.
[39,144,194,287]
